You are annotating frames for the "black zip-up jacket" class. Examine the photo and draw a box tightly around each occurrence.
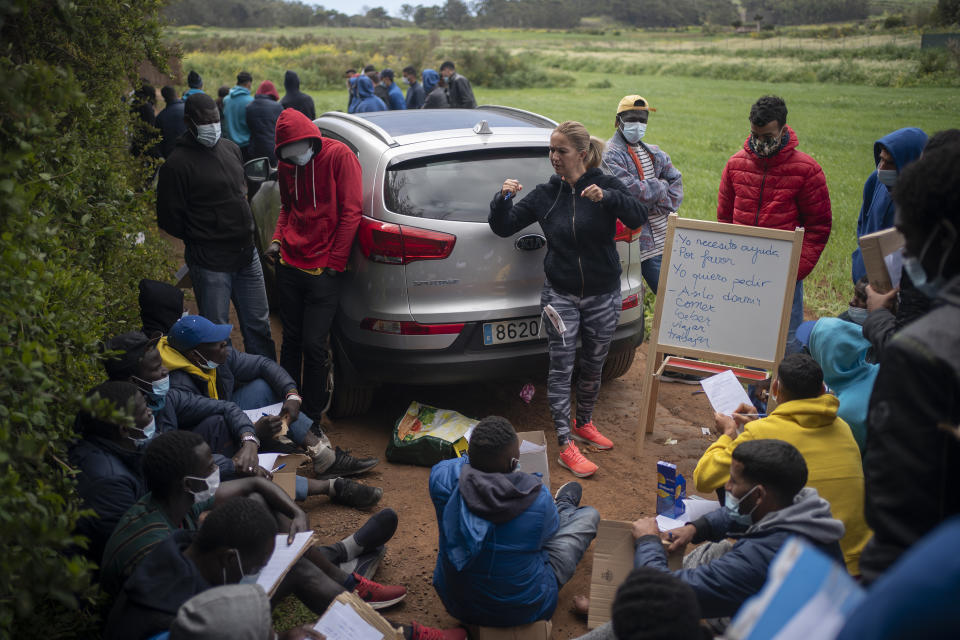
[280,70,316,120]
[157,133,255,272]
[489,168,648,297]
[860,273,960,584]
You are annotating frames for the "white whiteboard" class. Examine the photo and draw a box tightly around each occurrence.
[656,220,798,363]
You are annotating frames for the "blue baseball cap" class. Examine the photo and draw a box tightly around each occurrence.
[168,315,232,353]
[795,320,818,348]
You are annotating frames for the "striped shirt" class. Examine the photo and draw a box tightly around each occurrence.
[630,143,669,261]
[100,492,212,596]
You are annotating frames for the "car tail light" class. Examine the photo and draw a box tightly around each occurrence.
[615,220,643,243]
[361,318,465,335]
[356,216,456,265]
[621,294,640,310]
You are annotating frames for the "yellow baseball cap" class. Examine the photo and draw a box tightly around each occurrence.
[617,95,656,115]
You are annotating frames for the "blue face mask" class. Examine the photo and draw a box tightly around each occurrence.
[135,374,170,409]
[128,417,156,446]
[724,484,759,527]
[620,122,646,144]
[903,220,957,297]
[192,349,219,370]
[232,549,261,585]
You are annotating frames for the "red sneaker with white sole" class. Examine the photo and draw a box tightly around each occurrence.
[353,572,406,609]
[410,621,468,640]
[558,441,598,478]
[571,420,613,450]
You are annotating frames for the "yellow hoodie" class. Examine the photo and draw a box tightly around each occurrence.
[157,336,219,400]
[693,393,871,575]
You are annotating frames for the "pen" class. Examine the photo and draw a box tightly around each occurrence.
[735,413,767,418]
[271,463,286,473]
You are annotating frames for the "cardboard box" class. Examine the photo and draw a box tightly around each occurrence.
[516,430,550,488]
[465,620,552,640]
[174,263,191,289]
[587,520,683,629]
[858,227,904,293]
[269,453,310,500]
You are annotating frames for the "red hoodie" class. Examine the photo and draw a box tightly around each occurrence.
[271,108,362,271]
[716,125,832,281]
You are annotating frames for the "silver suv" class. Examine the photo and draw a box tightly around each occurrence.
[248,107,645,417]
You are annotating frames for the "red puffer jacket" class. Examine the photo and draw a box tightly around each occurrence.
[717,126,832,281]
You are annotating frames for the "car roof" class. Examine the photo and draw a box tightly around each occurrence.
[316,106,556,147]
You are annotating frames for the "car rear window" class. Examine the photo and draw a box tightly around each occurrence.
[384,149,553,223]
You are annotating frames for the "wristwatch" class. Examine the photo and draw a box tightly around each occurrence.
[241,433,261,450]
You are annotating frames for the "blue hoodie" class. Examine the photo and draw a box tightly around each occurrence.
[222,85,254,147]
[807,317,877,451]
[429,456,560,626]
[350,76,386,114]
[385,80,406,111]
[851,127,927,282]
[422,69,440,94]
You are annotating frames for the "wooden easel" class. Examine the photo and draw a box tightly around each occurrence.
[637,215,804,454]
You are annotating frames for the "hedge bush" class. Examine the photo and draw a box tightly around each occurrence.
[0,1,172,636]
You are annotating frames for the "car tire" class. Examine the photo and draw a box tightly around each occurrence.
[601,347,637,381]
[329,383,375,418]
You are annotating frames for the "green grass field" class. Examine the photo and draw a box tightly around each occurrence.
[264,75,954,315]
[176,24,959,315]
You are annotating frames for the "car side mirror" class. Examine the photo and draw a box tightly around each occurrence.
[244,157,271,182]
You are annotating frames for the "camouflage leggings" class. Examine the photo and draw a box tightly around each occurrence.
[541,283,621,445]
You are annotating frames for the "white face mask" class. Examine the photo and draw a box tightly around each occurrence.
[281,140,314,166]
[289,148,314,166]
[184,467,220,503]
[128,417,156,446]
[191,119,221,148]
[621,122,647,144]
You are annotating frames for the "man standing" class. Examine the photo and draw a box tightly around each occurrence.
[157,93,275,359]
[402,66,425,109]
[222,71,254,160]
[182,70,204,100]
[850,127,927,283]
[439,60,476,109]
[717,96,832,354]
[155,86,186,159]
[379,69,406,111]
[246,79,284,165]
[364,65,390,107]
[280,70,316,121]
[603,95,683,294]
[265,108,362,419]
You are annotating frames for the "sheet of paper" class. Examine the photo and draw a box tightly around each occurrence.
[884,248,903,289]
[257,453,281,472]
[243,402,284,425]
[700,370,753,417]
[313,601,384,640]
[256,531,314,594]
[656,497,721,531]
[519,439,547,454]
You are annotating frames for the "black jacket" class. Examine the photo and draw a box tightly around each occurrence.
[280,70,316,120]
[447,73,476,109]
[861,269,932,362]
[406,81,426,109]
[423,86,449,109]
[68,435,145,563]
[157,133,255,272]
[489,168,648,297]
[104,530,208,640]
[860,274,960,584]
[169,346,297,405]
[155,100,186,159]
[139,278,184,336]
[246,94,284,164]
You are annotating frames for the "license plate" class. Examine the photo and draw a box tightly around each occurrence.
[483,317,541,345]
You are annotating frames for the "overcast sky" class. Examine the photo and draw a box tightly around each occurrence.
[314,1,418,17]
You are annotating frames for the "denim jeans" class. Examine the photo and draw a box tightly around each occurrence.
[231,378,315,501]
[544,500,600,586]
[187,249,276,360]
[277,264,342,418]
[785,280,804,356]
[640,254,663,295]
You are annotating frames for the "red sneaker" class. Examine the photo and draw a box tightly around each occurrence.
[353,572,406,609]
[410,621,467,640]
[571,420,613,450]
[557,441,598,478]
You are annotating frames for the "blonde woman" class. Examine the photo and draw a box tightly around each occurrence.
[489,121,648,477]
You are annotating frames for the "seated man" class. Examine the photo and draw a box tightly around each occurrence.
[69,381,153,563]
[693,353,869,576]
[100,430,401,609]
[103,330,380,509]
[106,496,463,640]
[634,440,844,623]
[160,315,378,479]
[429,415,600,626]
